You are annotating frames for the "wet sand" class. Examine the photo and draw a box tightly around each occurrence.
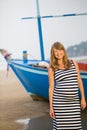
[0,69,87,130]
[0,69,49,130]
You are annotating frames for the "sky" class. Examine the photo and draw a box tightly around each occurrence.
[0,0,87,60]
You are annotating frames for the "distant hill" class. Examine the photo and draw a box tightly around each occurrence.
[67,41,87,57]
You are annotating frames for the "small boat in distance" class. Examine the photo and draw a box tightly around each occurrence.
[0,0,87,99]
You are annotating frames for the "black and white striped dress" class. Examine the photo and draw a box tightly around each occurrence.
[53,60,82,130]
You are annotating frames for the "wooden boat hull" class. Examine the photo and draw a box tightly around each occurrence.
[9,60,87,99]
[9,60,49,99]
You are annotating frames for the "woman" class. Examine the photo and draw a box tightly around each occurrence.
[48,41,86,130]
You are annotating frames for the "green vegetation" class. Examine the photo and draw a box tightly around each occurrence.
[67,41,87,57]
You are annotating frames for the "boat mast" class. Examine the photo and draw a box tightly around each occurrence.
[22,0,45,61]
[36,0,45,61]
[21,1,87,61]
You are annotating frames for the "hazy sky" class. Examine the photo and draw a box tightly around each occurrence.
[0,0,87,60]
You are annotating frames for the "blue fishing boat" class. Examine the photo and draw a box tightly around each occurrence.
[1,0,87,99]
[8,59,49,99]
[7,59,87,99]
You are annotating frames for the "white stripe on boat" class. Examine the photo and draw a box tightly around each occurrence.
[9,63,87,78]
[11,63,48,75]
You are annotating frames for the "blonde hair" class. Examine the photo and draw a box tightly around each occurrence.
[50,41,71,70]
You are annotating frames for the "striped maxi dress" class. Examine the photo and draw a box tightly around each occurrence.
[53,60,82,130]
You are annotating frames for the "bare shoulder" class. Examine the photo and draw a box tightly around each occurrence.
[72,59,80,72]
[48,67,54,76]
[72,60,78,66]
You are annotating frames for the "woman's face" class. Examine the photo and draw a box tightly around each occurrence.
[53,48,64,60]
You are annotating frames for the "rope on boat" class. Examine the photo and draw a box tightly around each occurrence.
[27,53,38,60]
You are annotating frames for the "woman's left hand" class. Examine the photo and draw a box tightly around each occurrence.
[81,98,86,110]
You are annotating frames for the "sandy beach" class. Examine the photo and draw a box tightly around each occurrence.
[0,69,87,130]
[0,69,49,130]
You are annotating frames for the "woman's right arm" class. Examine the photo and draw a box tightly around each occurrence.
[48,67,55,118]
